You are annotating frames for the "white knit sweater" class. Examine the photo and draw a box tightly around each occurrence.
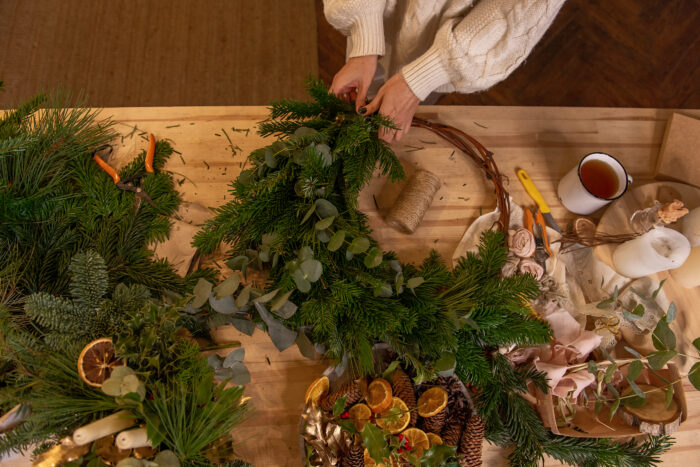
[323,0,566,101]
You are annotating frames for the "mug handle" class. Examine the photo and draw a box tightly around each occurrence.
[627,174,634,184]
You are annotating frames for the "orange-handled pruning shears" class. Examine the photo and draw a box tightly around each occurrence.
[92,143,162,212]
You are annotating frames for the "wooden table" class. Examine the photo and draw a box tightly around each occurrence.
[103,105,700,466]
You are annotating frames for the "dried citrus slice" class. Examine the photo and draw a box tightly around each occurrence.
[417,387,448,417]
[348,403,372,432]
[366,378,393,413]
[363,449,397,467]
[375,397,410,434]
[401,427,430,458]
[77,338,123,387]
[304,376,329,406]
[426,432,443,447]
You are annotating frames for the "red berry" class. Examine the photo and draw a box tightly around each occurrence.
[341,411,350,419]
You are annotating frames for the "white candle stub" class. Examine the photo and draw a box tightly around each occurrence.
[612,227,691,278]
[116,427,151,450]
[683,207,700,247]
[671,247,700,288]
[72,410,136,446]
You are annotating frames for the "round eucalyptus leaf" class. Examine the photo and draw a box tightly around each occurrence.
[102,378,123,397]
[317,229,331,243]
[328,230,345,251]
[153,451,181,467]
[293,270,311,293]
[300,259,323,282]
[315,199,338,218]
[264,148,277,168]
[298,246,314,261]
[315,216,335,230]
[348,237,370,254]
[111,366,135,380]
[363,247,383,268]
[294,126,317,138]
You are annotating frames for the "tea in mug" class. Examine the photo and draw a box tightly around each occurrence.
[580,159,619,199]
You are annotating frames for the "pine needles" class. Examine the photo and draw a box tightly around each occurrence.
[0,95,184,300]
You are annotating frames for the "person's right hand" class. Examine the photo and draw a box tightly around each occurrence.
[329,55,378,113]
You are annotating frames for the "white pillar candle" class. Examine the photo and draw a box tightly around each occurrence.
[116,427,151,450]
[612,227,691,278]
[72,410,136,446]
[683,207,700,247]
[671,247,700,288]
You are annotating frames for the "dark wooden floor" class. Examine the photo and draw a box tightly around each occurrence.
[316,0,700,108]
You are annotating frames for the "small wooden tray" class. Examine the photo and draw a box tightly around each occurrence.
[533,363,686,438]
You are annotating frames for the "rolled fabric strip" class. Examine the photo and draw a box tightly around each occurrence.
[116,427,151,450]
[73,410,136,446]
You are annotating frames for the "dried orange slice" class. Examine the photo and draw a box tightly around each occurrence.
[348,403,372,432]
[426,432,443,447]
[363,449,397,467]
[304,376,329,406]
[77,338,123,387]
[366,378,393,413]
[375,397,410,434]
[401,427,430,458]
[417,387,448,417]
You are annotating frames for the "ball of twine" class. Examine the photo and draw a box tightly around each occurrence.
[386,169,441,234]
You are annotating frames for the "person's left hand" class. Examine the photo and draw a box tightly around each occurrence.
[363,73,419,143]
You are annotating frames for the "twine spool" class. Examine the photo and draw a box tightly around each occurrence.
[385,169,441,234]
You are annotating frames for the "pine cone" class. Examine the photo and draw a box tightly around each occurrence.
[442,406,469,446]
[320,380,363,412]
[392,369,417,426]
[459,415,485,467]
[342,445,364,467]
[422,407,446,434]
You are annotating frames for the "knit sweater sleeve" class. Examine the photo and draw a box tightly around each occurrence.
[323,0,386,57]
[402,0,566,101]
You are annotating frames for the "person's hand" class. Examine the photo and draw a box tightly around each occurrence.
[329,55,378,113]
[363,73,419,143]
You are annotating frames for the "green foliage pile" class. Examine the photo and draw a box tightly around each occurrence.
[0,250,249,465]
[193,79,675,466]
[0,95,183,301]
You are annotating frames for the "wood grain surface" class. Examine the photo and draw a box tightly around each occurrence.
[101,105,700,466]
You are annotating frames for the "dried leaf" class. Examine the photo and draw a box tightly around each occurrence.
[254,302,297,351]
[232,318,256,336]
[214,273,241,299]
[255,288,279,304]
[235,285,252,308]
[209,293,238,315]
[223,348,245,368]
[272,300,298,319]
[192,278,213,308]
[296,331,316,360]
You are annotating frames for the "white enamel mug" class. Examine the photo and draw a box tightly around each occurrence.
[557,152,633,215]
